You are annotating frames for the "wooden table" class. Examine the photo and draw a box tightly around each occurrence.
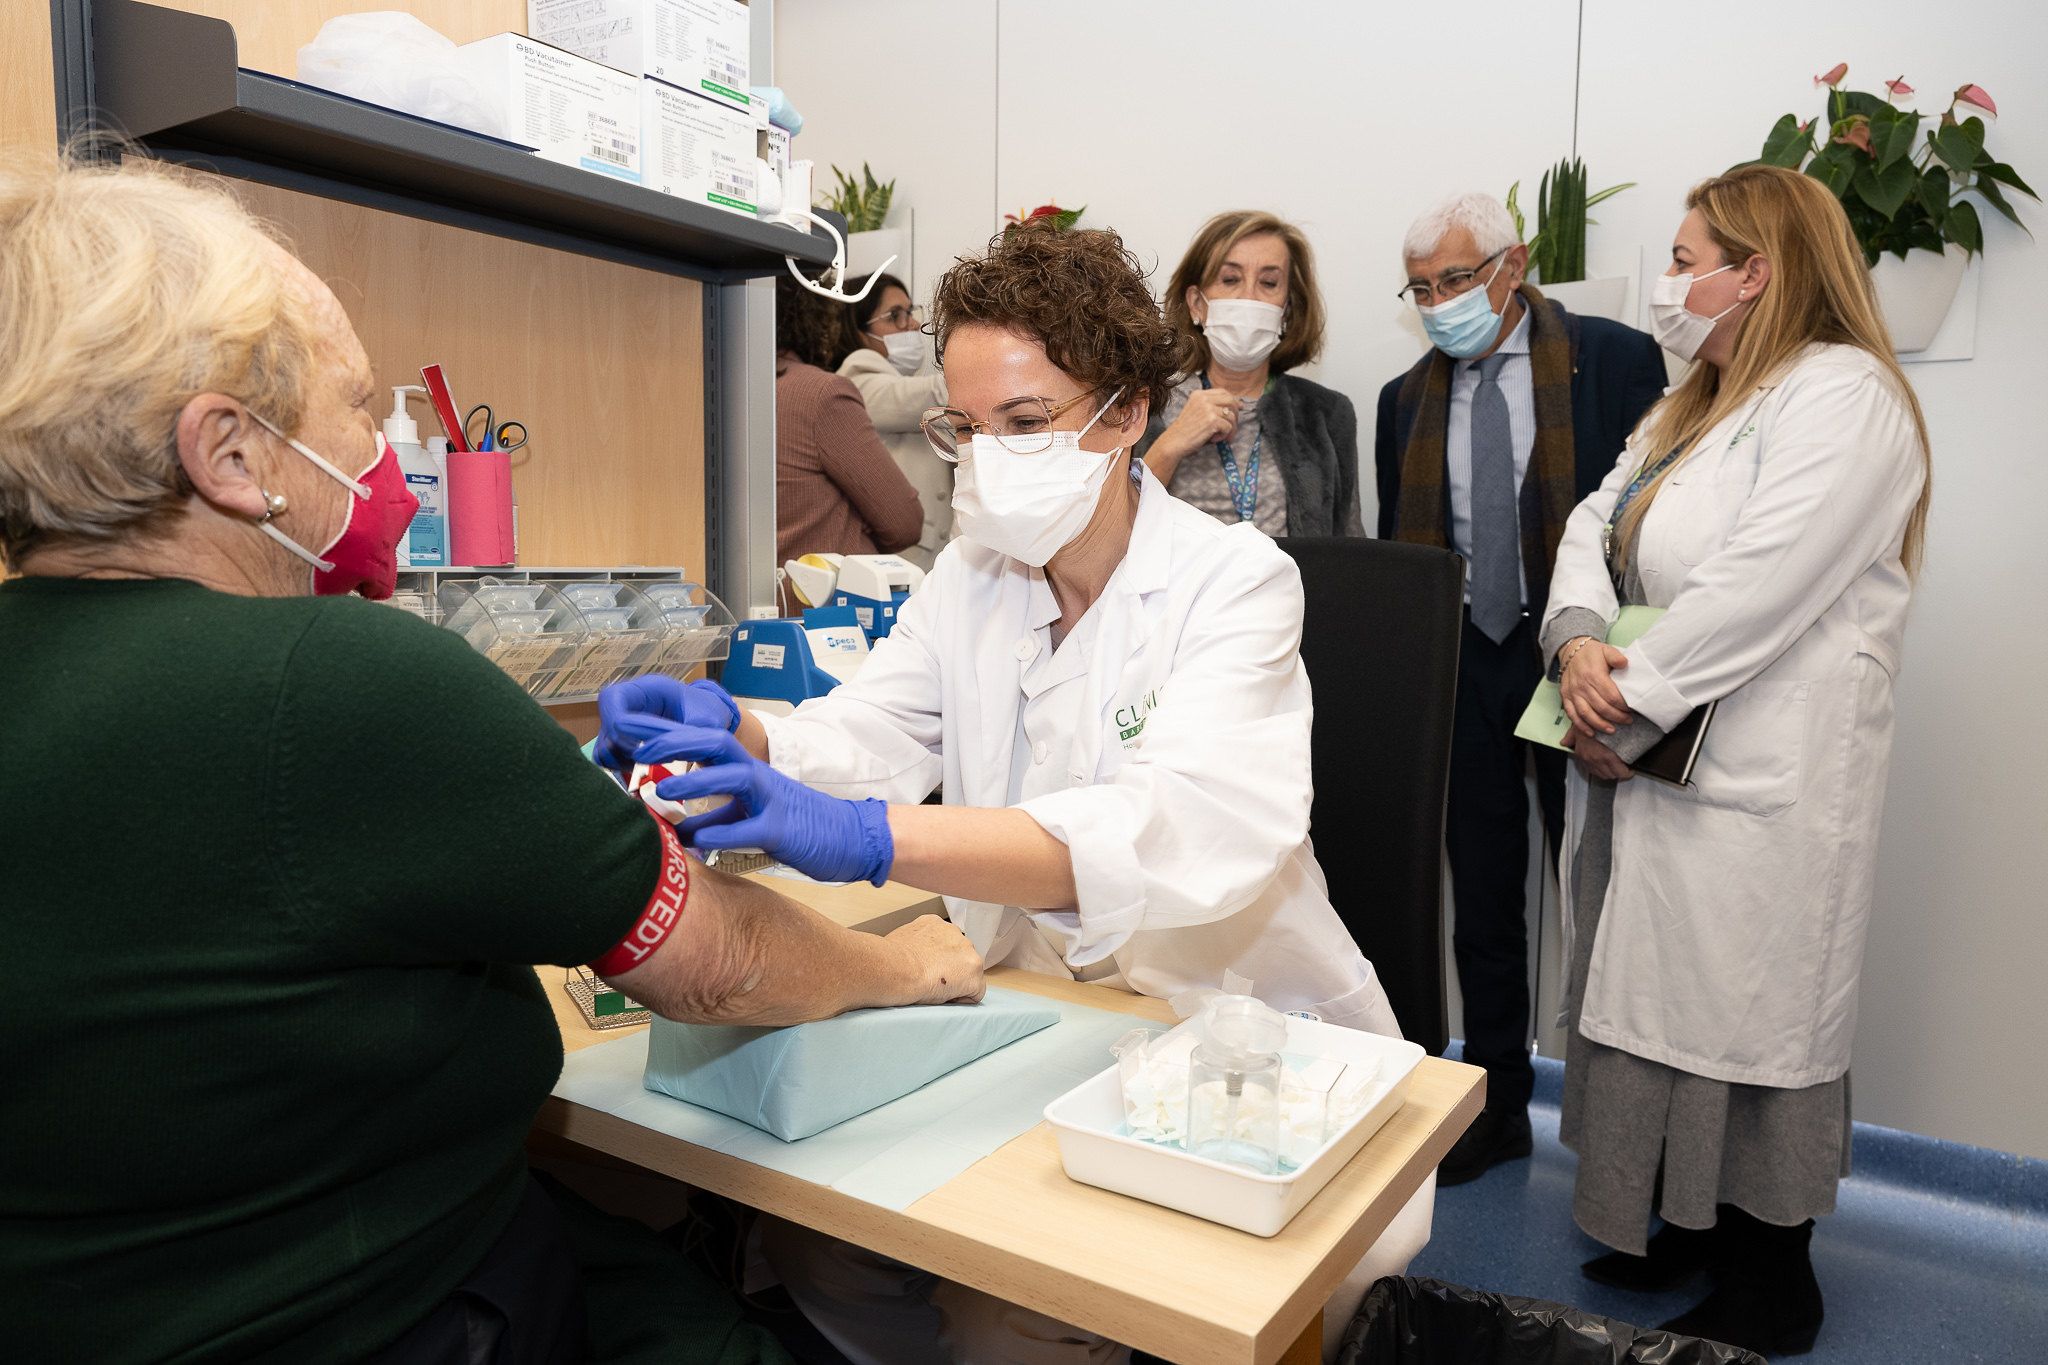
[536,877,1483,1365]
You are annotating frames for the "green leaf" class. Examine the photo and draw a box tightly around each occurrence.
[1051,206,1085,231]
[1760,112,1810,168]
[1970,175,2030,233]
[1839,90,1889,121]
[1870,115,1918,171]
[1933,116,1986,173]
[1852,158,1918,219]
[1806,146,1856,197]
[1980,161,2040,199]
[1915,164,1951,218]
[1585,181,1635,210]
[1947,198,1983,253]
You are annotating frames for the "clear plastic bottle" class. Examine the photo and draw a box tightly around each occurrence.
[1184,995,1288,1174]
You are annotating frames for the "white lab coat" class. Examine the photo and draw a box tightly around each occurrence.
[758,464,1401,1036]
[1543,343,1925,1088]
[837,349,951,571]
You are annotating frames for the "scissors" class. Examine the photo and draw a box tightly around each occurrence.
[463,404,529,453]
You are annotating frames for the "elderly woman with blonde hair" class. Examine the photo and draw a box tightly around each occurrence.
[0,149,980,1364]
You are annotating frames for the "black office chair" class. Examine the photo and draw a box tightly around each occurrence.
[1274,538,1464,1054]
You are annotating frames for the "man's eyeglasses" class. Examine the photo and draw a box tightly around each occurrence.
[1396,247,1510,307]
[920,390,1101,462]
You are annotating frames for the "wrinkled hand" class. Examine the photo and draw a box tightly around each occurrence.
[1563,724,1635,782]
[635,724,894,886]
[1559,639,1635,736]
[595,675,740,771]
[887,915,987,1005]
[1161,386,1243,457]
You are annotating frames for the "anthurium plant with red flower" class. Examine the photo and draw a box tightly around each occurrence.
[1751,65,2035,263]
[1003,202,1085,235]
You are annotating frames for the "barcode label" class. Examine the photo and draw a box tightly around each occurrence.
[592,145,629,166]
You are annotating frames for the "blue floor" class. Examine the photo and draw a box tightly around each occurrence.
[1408,1053,2048,1362]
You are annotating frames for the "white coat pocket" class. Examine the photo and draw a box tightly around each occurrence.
[1681,679,1811,817]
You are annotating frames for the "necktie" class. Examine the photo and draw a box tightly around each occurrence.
[1467,352,1521,645]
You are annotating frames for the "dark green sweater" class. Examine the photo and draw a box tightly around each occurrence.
[0,576,662,1361]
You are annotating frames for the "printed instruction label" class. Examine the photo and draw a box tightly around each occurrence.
[751,642,787,669]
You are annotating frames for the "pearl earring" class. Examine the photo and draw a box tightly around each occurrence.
[260,490,288,521]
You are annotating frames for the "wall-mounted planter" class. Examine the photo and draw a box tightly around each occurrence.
[1538,275,1629,322]
[1872,244,1968,355]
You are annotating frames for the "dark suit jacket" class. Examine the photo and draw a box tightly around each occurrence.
[1373,303,1667,549]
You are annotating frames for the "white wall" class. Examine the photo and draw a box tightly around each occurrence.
[779,0,2048,1159]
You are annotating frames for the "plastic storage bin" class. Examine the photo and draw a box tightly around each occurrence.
[437,576,590,697]
[1042,1015,1424,1237]
[541,578,670,699]
[620,576,736,673]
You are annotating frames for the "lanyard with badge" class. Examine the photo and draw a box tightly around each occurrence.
[1603,445,1685,575]
[1196,373,1263,525]
[1604,395,1770,583]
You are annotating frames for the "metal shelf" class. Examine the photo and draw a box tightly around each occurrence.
[85,0,835,280]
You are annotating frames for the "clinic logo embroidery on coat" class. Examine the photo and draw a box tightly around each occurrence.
[1115,689,1160,745]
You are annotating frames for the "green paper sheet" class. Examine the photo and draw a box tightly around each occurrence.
[1515,606,1665,752]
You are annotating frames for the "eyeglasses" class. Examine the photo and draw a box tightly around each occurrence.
[866,304,926,332]
[1396,247,1510,307]
[920,390,1101,462]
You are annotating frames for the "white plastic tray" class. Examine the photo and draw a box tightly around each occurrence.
[1042,1018,1425,1237]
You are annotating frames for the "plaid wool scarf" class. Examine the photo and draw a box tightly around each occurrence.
[1392,285,1579,612]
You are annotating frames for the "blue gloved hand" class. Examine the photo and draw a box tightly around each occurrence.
[594,675,741,772]
[634,724,894,887]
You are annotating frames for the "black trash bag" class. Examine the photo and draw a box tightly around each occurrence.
[1336,1276,1767,1365]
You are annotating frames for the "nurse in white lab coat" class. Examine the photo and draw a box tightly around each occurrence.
[836,273,953,570]
[600,225,1423,1364]
[1539,165,1931,1358]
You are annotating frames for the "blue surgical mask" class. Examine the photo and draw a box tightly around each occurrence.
[1417,254,1509,359]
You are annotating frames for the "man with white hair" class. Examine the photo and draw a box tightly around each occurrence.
[1375,192,1665,1185]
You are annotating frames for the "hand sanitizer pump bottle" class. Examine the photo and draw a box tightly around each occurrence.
[387,384,444,568]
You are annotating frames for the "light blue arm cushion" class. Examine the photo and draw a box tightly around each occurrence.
[642,990,1060,1141]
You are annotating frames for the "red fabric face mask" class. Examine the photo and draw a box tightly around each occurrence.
[251,416,420,600]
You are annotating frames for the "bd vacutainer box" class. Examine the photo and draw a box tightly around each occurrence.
[455,34,642,183]
[529,0,751,113]
[642,78,756,214]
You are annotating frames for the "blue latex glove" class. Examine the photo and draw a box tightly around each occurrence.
[635,724,894,886]
[595,675,741,772]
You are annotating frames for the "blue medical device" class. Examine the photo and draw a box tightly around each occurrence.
[718,606,871,713]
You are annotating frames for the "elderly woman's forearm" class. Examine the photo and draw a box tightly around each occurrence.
[606,866,919,1026]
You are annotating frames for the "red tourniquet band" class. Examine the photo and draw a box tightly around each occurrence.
[591,810,691,978]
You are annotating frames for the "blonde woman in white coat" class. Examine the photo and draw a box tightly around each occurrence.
[837,273,951,569]
[1539,164,1930,1359]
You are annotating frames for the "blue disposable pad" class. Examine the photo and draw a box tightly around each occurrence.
[643,993,1059,1140]
[552,985,1143,1211]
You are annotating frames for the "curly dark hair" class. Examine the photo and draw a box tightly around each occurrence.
[931,224,1187,418]
[775,271,853,370]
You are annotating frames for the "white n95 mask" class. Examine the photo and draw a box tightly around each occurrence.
[876,328,926,376]
[951,389,1126,567]
[1200,297,1284,371]
[1648,264,1744,363]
